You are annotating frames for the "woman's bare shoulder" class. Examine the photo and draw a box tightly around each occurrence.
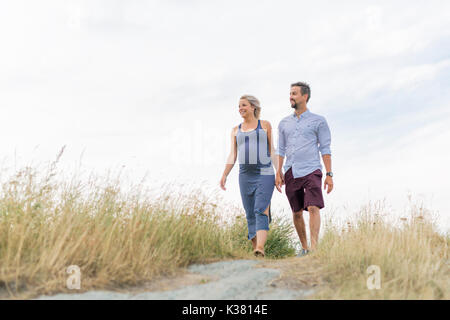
[260,120,272,130]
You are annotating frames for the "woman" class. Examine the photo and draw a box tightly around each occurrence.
[220,95,277,257]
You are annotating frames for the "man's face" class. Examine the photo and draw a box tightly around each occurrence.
[290,86,307,109]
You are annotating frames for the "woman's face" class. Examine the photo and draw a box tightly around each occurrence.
[239,99,254,118]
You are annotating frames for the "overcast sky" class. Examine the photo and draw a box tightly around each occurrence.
[1,0,449,231]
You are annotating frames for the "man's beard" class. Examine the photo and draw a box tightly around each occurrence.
[291,100,298,109]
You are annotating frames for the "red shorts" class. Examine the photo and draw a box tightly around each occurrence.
[284,168,325,213]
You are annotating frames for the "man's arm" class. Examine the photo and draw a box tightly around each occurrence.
[318,119,333,193]
[277,155,285,177]
[322,154,333,194]
[322,154,331,173]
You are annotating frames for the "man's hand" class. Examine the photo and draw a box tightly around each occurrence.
[275,172,284,193]
[324,176,333,194]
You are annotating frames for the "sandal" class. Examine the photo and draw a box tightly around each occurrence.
[253,249,265,257]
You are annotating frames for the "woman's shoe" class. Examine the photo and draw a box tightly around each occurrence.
[253,249,265,257]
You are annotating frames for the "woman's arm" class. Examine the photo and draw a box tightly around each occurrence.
[220,127,238,190]
[263,121,279,172]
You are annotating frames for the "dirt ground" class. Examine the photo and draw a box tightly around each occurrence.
[2,256,327,300]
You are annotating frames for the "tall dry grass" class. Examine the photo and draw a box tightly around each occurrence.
[312,200,449,299]
[0,156,237,298]
[229,215,297,259]
[3,150,447,300]
[0,151,295,299]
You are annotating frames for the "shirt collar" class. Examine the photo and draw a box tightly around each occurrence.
[292,109,310,118]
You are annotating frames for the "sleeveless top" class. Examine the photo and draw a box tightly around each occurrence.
[236,120,273,174]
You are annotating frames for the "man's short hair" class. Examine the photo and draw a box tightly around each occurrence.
[291,82,311,103]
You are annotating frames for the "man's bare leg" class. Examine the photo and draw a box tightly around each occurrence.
[293,210,309,250]
[307,206,321,251]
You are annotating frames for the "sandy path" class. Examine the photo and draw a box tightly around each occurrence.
[35,259,318,300]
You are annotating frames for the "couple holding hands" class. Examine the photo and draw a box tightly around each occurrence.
[220,82,333,257]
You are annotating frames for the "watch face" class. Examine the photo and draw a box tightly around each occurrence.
[327,172,333,177]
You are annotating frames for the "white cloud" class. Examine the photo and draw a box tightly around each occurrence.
[392,59,450,91]
[0,0,449,231]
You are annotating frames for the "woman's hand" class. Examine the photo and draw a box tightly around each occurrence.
[275,171,284,193]
[220,175,227,190]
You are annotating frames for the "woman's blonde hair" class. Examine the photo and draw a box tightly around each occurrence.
[240,95,261,119]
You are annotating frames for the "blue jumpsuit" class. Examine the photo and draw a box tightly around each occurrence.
[236,120,275,240]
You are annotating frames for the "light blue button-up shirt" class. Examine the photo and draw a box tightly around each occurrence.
[276,109,331,178]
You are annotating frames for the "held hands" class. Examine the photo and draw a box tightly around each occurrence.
[275,172,284,193]
[220,175,227,190]
[324,176,333,194]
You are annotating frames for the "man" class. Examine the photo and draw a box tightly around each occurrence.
[275,82,333,257]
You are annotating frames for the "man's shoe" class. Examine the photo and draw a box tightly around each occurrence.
[296,249,309,257]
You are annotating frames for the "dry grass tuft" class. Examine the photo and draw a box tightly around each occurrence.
[0,153,250,299]
[0,149,296,299]
[312,200,449,299]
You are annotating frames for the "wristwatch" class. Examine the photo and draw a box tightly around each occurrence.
[326,172,333,177]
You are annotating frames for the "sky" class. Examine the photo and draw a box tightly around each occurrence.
[0,0,449,232]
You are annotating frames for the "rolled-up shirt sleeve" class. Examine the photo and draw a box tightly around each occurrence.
[276,122,286,157]
[318,118,331,156]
